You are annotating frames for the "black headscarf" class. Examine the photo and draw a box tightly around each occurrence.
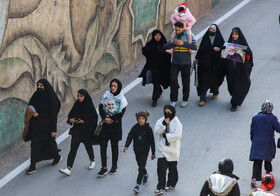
[150,29,167,50]
[110,79,122,96]
[163,105,176,121]
[218,158,234,174]
[200,24,224,48]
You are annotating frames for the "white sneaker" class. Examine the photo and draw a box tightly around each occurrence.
[59,168,71,176]
[170,102,177,107]
[88,161,96,170]
[180,101,188,108]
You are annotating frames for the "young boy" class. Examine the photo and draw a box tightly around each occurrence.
[123,111,156,193]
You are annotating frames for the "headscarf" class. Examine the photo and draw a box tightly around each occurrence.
[149,29,167,52]
[218,158,234,174]
[110,78,122,96]
[200,24,224,48]
[163,105,176,121]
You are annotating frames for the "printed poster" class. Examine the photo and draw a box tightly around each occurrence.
[103,97,121,116]
[221,42,248,63]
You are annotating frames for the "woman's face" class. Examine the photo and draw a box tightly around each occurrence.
[154,33,161,42]
[110,82,118,93]
[37,82,44,90]
[209,27,216,33]
[232,32,239,41]
[77,93,85,102]
[164,108,172,114]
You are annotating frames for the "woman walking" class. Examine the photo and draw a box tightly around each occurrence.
[249,100,280,188]
[26,79,62,174]
[59,89,98,176]
[139,29,171,107]
[224,27,253,111]
[194,24,225,106]
[97,79,127,177]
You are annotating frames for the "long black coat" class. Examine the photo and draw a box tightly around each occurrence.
[139,30,171,89]
[224,27,253,106]
[195,24,225,96]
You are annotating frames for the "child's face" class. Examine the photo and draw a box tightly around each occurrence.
[138,116,146,126]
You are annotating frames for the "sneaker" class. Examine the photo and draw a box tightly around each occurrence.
[59,168,71,176]
[133,185,140,193]
[251,178,257,188]
[52,155,63,166]
[26,166,36,175]
[152,100,157,107]
[170,102,177,107]
[211,95,218,100]
[165,186,174,192]
[199,101,206,106]
[109,166,118,175]
[98,168,107,178]
[231,104,237,112]
[142,174,149,185]
[180,101,188,108]
[155,189,164,195]
[88,161,96,170]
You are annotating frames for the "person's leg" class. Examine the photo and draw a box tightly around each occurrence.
[167,161,178,188]
[111,139,119,168]
[152,75,162,101]
[181,64,191,101]
[83,137,95,161]
[67,136,81,168]
[99,137,109,168]
[200,90,207,102]
[30,139,43,169]
[252,160,263,181]
[264,161,272,173]
[136,152,149,185]
[185,28,192,44]
[157,158,168,190]
[170,64,180,102]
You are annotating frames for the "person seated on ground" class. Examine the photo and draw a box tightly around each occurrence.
[249,174,280,196]
[199,158,240,196]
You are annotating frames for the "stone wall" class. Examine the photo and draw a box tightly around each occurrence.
[0,0,217,152]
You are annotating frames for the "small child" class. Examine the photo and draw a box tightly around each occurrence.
[167,2,196,54]
[249,174,279,196]
[123,111,156,193]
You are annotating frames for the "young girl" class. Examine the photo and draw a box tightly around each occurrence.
[167,2,196,54]
[123,111,156,193]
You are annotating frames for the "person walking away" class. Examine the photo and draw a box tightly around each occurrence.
[154,105,182,195]
[200,158,240,196]
[139,29,171,107]
[26,79,62,174]
[59,89,98,176]
[97,79,127,177]
[123,111,156,193]
[249,100,280,188]
[165,22,198,108]
[194,24,225,106]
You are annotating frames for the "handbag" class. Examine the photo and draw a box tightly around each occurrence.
[94,121,104,136]
[277,138,280,148]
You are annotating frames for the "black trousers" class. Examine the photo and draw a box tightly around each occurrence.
[135,152,149,184]
[100,137,119,168]
[252,160,272,181]
[157,157,178,190]
[170,64,191,102]
[200,87,219,101]
[67,132,94,168]
[152,74,163,101]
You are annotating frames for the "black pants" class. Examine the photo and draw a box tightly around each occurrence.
[170,64,191,102]
[67,132,94,168]
[200,87,219,101]
[157,157,178,190]
[152,74,163,101]
[135,152,149,184]
[100,137,119,168]
[252,160,272,181]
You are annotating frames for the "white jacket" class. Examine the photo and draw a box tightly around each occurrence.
[154,116,182,161]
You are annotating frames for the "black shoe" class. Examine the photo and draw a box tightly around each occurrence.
[152,100,157,107]
[26,166,36,175]
[98,168,107,178]
[109,166,118,175]
[231,104,237,112]
[52,155,63,166]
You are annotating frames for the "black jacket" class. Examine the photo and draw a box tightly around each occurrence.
[125,123,155,154]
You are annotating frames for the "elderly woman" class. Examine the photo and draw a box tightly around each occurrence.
[249,100,280,188]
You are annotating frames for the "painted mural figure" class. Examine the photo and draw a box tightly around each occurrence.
[194,24,225,106]
[166,22,198,108]
[97,79,127,177]
[26,79,62,175]
[139,29,171,107]
[59,89,98,176]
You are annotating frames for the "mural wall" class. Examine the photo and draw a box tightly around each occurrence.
[0,0,217,152]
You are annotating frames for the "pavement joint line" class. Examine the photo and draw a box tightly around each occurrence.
[0,0,252,189]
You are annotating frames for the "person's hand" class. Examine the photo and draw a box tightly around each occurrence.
[123,147,128,153]
[193,59,198,63]
[76,119,84,124]
[33,112,39,117]
[175,39,184,46]
[213,47,220,52]
[164,118,170,124]
[69,118,76,123]
[104,118,113,124]
[151,154,156,160]
[51,132,57,137]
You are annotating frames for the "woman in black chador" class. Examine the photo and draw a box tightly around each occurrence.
[139,29,171,107]
[224,27,253,111]
[59,89,98,176]
[194,24,225,106]
[26,79,62,174]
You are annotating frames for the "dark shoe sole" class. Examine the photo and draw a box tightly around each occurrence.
[26,169,36,175]
[52,156,63,166]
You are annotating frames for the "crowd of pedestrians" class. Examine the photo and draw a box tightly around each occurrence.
[20,2,280,196]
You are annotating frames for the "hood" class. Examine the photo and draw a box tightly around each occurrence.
[208,174,236,196]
